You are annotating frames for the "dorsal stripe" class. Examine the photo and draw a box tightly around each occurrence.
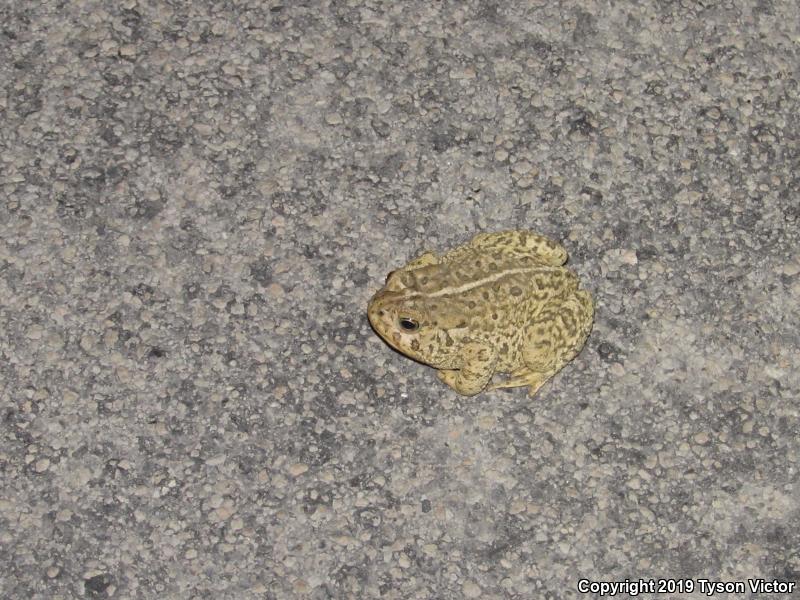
[406,265,561,299]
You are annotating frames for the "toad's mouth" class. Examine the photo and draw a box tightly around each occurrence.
[367,305,405,351]
[367,299,432,366]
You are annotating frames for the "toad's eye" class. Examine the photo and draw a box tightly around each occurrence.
[399,317,419,331]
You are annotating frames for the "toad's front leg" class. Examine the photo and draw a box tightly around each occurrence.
[436,342,496,396]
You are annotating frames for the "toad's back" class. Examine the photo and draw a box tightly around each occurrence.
[398,250,579,324]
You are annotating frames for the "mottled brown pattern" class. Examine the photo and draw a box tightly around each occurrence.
[367,231,594,396]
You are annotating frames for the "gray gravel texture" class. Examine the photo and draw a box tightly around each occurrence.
[2,1,799,598]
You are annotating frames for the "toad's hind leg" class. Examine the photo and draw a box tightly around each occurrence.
[490,290,594,396]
